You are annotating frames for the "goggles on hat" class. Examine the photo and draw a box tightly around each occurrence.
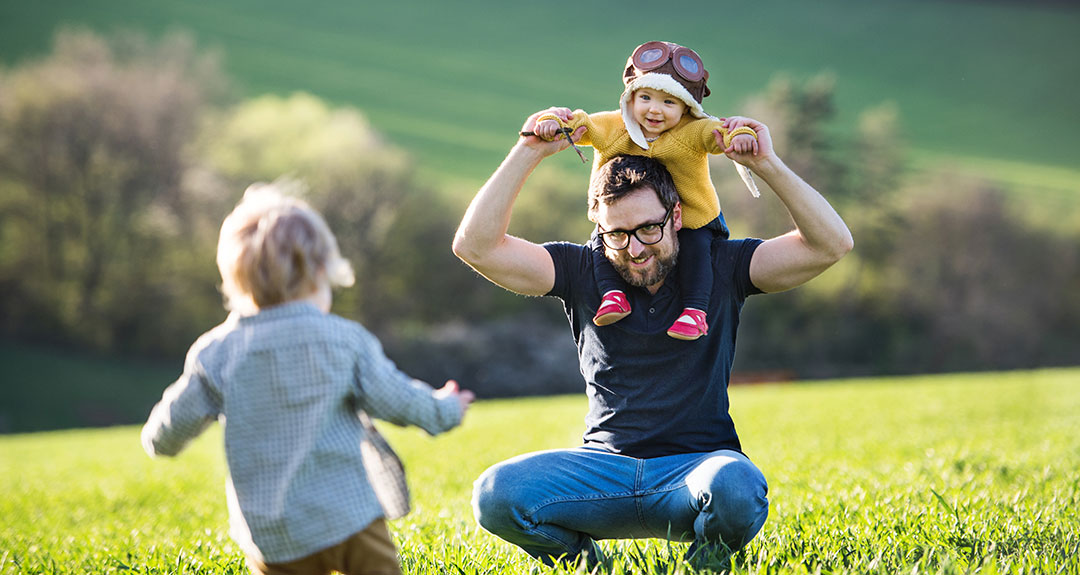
[631,41,706,84]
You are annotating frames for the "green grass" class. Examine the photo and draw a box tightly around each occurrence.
[0,0,1078,186]
[2,369,1078,574]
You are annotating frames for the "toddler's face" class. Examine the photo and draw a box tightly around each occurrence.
[631,88,687,139]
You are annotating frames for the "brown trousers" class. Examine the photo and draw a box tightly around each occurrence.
[246,518,401,575]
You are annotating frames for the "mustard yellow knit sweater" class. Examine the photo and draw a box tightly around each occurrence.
[537,110,755,230]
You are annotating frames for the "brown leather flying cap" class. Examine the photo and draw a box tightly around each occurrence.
[623,41,711,103]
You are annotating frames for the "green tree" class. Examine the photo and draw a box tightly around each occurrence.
[729,74,907,376]
[0,29,226,353]
[730,74,1080,376]
[199,92,475,329]
[875,177,1080,371]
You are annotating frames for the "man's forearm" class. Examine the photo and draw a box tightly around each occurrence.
[453,142,543,263]
[752,156,853,261]
[452,142,557,297]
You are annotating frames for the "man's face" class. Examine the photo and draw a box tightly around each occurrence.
[594,187,681,293]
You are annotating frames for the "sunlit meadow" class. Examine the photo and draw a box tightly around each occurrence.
[2,369,1077,574]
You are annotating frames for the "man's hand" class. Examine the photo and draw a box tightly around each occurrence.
[435,379,475,415]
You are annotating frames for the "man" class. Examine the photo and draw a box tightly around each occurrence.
[452,108,853,568]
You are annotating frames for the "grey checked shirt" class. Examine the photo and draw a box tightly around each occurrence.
[141,301,463,563]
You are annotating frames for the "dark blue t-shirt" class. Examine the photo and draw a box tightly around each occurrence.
[545,237,763,459]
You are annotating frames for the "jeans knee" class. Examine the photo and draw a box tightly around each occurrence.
[689,455,769,548]
[472,461,529,535]
[716,466,768,520]
[472,465,503,532]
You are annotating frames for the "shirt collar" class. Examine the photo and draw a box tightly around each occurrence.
[233,300,323,323]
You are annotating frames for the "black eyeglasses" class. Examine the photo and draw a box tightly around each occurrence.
[597,207,673,250]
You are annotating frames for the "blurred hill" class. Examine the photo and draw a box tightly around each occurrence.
[1,0,1078,187]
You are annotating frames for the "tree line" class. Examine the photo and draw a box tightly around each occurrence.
[1,30,1076,401]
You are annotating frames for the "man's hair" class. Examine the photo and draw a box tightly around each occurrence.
[217,182,354,312]
[588,155,679,220]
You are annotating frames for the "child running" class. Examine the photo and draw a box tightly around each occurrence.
[142,183,473,575]
[532,40,760,340]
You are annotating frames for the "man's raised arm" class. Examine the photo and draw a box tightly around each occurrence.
[719,117,854,293]
[452,108,585,297]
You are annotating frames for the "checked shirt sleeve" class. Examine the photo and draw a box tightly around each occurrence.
[352,328,462,436]
[141,345,222,457]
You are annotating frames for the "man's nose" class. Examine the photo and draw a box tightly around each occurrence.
[627,236,647,258]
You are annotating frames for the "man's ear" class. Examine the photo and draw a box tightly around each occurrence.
[672,202,683,232]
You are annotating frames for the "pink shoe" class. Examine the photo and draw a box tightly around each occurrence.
[593,290,631,326]
[667,308,708,341]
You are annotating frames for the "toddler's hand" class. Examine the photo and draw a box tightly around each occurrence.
[730,133,758,155]
[719,117,772,168]
[435,379,475,415]
[535,119,561,141]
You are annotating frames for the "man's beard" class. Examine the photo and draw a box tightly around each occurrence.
[609,241,679,289]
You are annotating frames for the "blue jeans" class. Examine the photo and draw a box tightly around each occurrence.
[472,447,769,568]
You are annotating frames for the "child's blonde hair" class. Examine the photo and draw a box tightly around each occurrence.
[217,182,355,312]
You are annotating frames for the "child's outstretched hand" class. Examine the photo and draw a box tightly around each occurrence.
[535,118,561,141]
[435,379,475,415]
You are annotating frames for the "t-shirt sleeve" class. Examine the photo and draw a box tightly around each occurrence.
[721,237,765,299]
[543,241,590,302]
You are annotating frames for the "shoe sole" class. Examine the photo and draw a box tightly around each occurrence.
[667,329,703,341]
[593,311,631,326]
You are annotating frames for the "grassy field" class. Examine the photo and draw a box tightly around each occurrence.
[1,0,1078,188]
[2,369,1077,574]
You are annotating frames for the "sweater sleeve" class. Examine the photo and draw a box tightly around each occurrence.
[532,109,630,149]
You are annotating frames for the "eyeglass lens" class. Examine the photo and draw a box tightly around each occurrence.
[602,224,665,249]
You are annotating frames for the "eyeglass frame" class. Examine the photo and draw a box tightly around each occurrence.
[596,206,674,251]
